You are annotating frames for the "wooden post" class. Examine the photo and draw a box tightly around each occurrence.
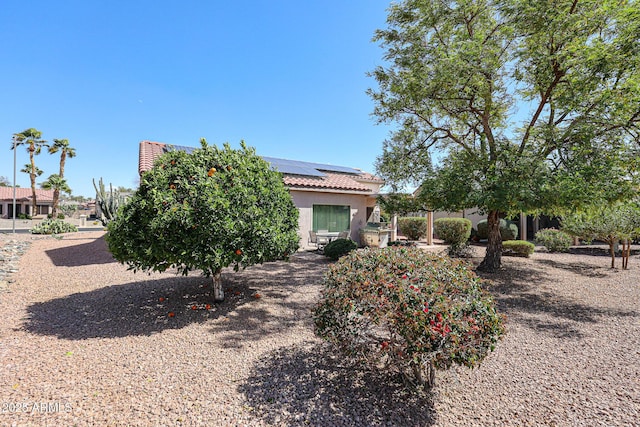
[520,213,527,241]
[426,211,434,245]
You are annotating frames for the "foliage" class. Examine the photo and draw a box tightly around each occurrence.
[93,178,121,226]
[501,240,535,257]
[313,247,505,389]
[398,217,428,241]
[17,213,32,220]
[377,193,423,216]
[562,202,640,268]
[30,219,78,235]
[323,238,357,260]
[0,176,9,186]
[535,229,573,253]
[476,219,518,241]
[434,217,473,257]
[106,139,300,302]
[369,0,640,272]
[388,240,416,247]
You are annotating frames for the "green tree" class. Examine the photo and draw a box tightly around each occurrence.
[0,176,10,186]
[106,139,299,302]
[48,138,76,218]
[562,201,640,269]
[12,128,48,216]
[370,0,640,272]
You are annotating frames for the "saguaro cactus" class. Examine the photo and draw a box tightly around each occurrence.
[93,177,120,226]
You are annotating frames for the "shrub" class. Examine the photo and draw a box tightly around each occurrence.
[57,213,65,219]
[388,240,416,247]
[476,218,518,241]
[398,217,428,241]
[106,140,299,302]
[535,228,572,252]
[323,238,357,260]
[17,213,32,220]
[313,247,505,389]
[30,219,78,235]
[502,240,534,257]
[434,218,472,257]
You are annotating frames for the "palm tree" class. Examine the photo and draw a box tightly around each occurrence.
[41,174,72,217]
[48,138,76,217]
[12,128,48,216]
[48,138,76,179]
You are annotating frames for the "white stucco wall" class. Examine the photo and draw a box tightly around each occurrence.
[290,189,378,250]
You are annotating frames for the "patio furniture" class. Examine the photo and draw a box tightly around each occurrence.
[338,230,350,239]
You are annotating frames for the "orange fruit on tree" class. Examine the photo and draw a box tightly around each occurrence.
[205,304,211,310]
[159,297,165,302]
[191,305,197,310]
[235,249,242,256]
[208,167,216,177]
[168,312,175,318]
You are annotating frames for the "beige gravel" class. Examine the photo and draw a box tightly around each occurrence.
[0,232,639,426]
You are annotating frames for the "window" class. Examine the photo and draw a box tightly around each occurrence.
[37,205,49,215]
[313,205,350,232]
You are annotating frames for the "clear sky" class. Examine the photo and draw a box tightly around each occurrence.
[0,1,393,198]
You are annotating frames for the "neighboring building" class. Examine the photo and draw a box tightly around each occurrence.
[0,187,54,218]
[138,141,384,250]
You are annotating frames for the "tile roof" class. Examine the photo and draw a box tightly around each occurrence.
[0,187,55,202]
[138,141,383,193]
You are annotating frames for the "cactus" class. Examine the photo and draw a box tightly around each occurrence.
[93,177,120,226]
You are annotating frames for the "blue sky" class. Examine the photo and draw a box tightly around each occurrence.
[0,1,393,197]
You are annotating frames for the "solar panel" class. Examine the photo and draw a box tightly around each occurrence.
[163,144,196,154]
[262,156,360,176]
[158,145,360,178]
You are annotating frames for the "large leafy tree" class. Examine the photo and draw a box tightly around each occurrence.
[12,128,48,216]
[370,0,640,271]
[106,139,300,302]
[48,138,76,218]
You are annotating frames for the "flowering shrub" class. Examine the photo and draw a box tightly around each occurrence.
[535,228,572,252]
[323,238,357,260]
[30,219,78,234]
[434,217,472,257]
[398,217,428,240]
[313,247,505,389]
[501,240,534,257]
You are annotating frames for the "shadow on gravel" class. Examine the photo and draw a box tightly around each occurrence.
[24,253,330,340]
[45,235,116,266]
[240,342,436,427]
[477,262,638,340]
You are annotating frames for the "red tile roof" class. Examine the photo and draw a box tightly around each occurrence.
[138,141,383,193]
[283,173,373,192]
[0,187,54,202]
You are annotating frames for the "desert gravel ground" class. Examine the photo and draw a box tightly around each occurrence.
[0,231,639,426]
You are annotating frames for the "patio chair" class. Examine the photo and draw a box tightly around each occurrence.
[308,230,318,250]
[338,230,350,239]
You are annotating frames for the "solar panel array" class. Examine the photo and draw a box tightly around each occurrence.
[262,156,361,177]
[160,144,360,177]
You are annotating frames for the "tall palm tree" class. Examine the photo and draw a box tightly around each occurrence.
[12,128,48,216]
[48,138,76,217]
[41,174,72,218]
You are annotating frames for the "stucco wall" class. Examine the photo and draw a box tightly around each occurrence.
[290,189,377,250]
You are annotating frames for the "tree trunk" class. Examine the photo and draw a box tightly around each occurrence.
[621,239,629,270]
[212,269,224,302]
[478,210,502,272]
[608,239,616,268]
[29,151,37,217]
[52,189,60,219]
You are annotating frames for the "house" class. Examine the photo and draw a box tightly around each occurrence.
[138,141,384,250]
[0,187,54,219]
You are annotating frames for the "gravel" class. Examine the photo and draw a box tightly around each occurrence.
[0,232,639,426]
